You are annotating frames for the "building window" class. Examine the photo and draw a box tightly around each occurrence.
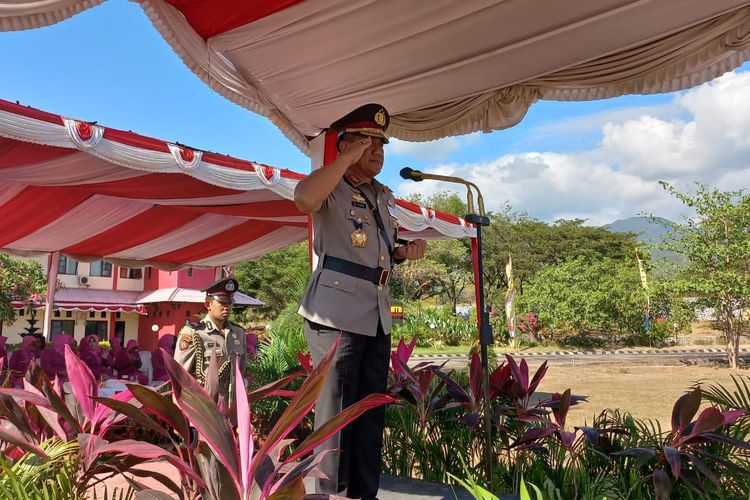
[186,310,191,318]
[89,310,95,318]
[187,267,193,277]
[100,311,107,319]
[115,312,121,319]
[54,310,60,317]
[84,321,108,338]
[65,311,72,318]
[89,260,113,277]
[51,320,75,338]
[119,267,143,279]
[58,255,78,275]
[147,267,152,279]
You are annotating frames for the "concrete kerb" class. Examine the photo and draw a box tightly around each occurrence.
[411,347,747,359]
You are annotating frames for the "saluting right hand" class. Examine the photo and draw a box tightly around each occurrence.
[339,137,371,165]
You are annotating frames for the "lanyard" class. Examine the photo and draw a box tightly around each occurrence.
[343,177,395,257]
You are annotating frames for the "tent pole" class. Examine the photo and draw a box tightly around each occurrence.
[42,251,59,340]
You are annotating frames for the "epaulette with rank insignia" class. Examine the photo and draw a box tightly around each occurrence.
[178,323,199,351]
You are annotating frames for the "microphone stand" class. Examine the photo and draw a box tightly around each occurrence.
[400,168,494,489]
[463,189,494,492]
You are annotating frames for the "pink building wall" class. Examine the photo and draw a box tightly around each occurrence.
[137,267,216,349]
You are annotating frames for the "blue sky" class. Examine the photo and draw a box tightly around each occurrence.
[2,1,748,225]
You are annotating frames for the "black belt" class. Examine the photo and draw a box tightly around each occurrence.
[322,255,391,287]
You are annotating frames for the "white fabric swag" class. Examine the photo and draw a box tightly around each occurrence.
[2,0,750,155]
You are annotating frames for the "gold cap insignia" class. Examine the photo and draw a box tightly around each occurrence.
[375,108,386,127]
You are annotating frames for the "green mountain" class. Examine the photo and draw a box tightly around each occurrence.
[604,216,685,265]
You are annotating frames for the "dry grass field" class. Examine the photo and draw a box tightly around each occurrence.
[532,362,746,429]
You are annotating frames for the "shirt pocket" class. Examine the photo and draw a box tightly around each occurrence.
[203,341,224,357]
[345,207,372,226]
[319,270,359,294]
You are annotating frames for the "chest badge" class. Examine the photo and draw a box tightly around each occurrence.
[350,227,368,248]
[351,191,366,203]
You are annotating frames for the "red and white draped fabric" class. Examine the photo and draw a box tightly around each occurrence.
[12,289,146,314]
[3,0,749,154]
[0,98,474,269]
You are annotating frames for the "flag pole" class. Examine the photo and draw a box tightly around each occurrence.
[636,250,651,346]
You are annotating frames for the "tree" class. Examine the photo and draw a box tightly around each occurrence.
[481,209,639,306]
[0,253,47,325]
[658,182,750,369]
[234,242,311,319]
[395,192,474,309]
[392,257,446,302]
[518,257,647,337]
[426,239,473,313]
[407,191,467,217]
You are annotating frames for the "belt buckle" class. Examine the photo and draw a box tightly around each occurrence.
[378,269,390,287]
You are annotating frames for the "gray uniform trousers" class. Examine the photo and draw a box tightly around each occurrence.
[304,319,390,499]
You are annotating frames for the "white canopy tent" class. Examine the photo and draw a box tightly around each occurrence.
[3,0,749,154]
[3,0,750,341]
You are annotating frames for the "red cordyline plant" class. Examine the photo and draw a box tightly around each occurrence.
[157,337,395,499]
[388,337,450,425]
[0,338,395,499]
[0,345,204,496]
[612,386,750,498]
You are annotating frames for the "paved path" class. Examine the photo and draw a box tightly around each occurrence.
[94,463,480,499]
[411,347,750,370]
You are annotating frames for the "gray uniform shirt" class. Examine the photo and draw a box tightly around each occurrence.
[298,171,399,336]
[174,317,247,401]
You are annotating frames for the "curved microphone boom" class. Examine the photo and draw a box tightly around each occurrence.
[399,167,485,216]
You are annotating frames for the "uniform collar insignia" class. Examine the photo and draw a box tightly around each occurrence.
[345,171,364,185]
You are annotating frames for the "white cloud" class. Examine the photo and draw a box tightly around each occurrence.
[531,103,682,139]
[396,70,750,225]
[387,137,461,162]
[386,132,480,162]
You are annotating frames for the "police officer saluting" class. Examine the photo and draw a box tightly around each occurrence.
[174,277,247,405]
[295,104,427,499]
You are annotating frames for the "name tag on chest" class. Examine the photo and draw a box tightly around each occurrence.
[204,341,224,357]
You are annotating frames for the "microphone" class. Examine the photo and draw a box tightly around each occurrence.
[399,167,423,182]
[399,166,486,216]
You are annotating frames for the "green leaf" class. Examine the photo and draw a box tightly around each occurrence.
[246,371,303,404]
[161,352,240,493]
[0,424,49,458]
[40,379,82,434]
[126,383,190,443]
[662,446,681,479]
[91,395,171,440]
[135,490,176,500]
[652,469,672,500]
[286,393,395,462]
[268,475,305,499]
[249,335,341,485]
[671,387,701,433]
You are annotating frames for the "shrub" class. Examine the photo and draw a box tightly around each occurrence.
[393,303,476,347]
